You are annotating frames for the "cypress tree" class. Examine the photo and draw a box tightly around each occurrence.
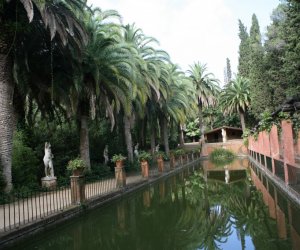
[282,0,300,97]
[224,58,232,86]
[237,20,250,78]
[248,14,271,118]
[264,4,288,109]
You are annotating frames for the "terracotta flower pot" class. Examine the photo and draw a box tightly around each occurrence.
[72,168,84,176]
[141,160,149,178]
[115,160,124,168]
[157,157,164,173]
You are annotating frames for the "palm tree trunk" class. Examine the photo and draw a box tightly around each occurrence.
[150,126,156,155]
[162,117,170,156]
[80,115,91,170]
[239,109,246,132]
[179,124,185,146]
[124,115,133,162]
[140,118,147,148]
[0,52,14,192]
[198,102,205,142]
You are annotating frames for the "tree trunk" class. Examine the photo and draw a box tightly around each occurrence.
[139,118,147,148]
[198,102,205,141]
[239,109,246,132]
[150,126,156,155]
[179,124,185,146]
[124,115,133,162]
[80,115,91,170]
[162,117,170,156]
[0,53,14,192]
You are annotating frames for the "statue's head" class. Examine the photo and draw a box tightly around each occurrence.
[45,142,51,150]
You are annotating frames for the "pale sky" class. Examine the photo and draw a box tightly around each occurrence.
[88,0,280,83]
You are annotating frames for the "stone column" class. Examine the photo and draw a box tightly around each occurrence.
[275,191,287,239]
[282,120,297,184]
[270,125,280,175]
[70,175,85,204]
[141,160,149,178]
[170,155,176,169]
[157,157,164,173]
[115,167,126,188]
[262,131,271,157]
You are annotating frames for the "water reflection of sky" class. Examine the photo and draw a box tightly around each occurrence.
[218,217,255,250]
[5,159,299,250]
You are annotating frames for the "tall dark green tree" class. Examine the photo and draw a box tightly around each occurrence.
[264,4,288,109]
[282,0,300,97]
[0,0,88,192]
[237,20,250,78]
[224,58,232,86]
[248,14,271,118]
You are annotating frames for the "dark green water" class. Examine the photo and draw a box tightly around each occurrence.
[5,160,300,250]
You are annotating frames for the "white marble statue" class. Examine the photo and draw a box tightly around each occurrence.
[225,169,230,184]
[221,128,227,143]
[155,144,160,152]
[103,145,109,165]
[43,142,54,178]
[134,143,139,157]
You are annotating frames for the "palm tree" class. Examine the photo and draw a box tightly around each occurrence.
[0,0,88,191]
[122,24,166,161]
[219,76,250,131]
[187,63,220,142]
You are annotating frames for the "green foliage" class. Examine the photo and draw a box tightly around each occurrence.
[257,111,274,132]
[224,58,232,85]
[85,164,112,182]
[154,151,167,160]
[185,118,200,140]
[67,158,86,171]
[137,151,152,162]
[125,160,140,172]
[12,130,39,190]
[174,148,185,157]
[292,112,300,139]
[237,2,300,119]
[31,121,80,179]
[111,154,127,163]
[209,148,235,167]
[238,20,251,77]
[242,129,251,147]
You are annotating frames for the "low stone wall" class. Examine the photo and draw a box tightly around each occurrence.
[201,139,247,157]
[248,120,300,185]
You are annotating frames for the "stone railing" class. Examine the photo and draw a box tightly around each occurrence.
[248,120,300,185]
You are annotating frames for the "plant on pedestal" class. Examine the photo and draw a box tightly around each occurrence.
[67,158,86,176]
[137,151,152,178]
[111,154,127,168]
[154,151,166,172]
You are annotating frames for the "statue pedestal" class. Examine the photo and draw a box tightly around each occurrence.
[41,177,57,189]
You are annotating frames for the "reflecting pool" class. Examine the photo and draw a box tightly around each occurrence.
[5,159,300,250]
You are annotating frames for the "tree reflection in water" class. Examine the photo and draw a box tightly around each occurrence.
[9,164,293,250]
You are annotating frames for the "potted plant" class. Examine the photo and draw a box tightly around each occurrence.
[67,158,86,176]
[155,151,166,173]
[111,154,127,168]
[137,151,152,178]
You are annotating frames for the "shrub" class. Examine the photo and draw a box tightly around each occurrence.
[137,151,152,162]
[154,151,167,160]
[111,154,126,163]
[209,148,235,166]
[67,158,86,171]
[12,131,40,190]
